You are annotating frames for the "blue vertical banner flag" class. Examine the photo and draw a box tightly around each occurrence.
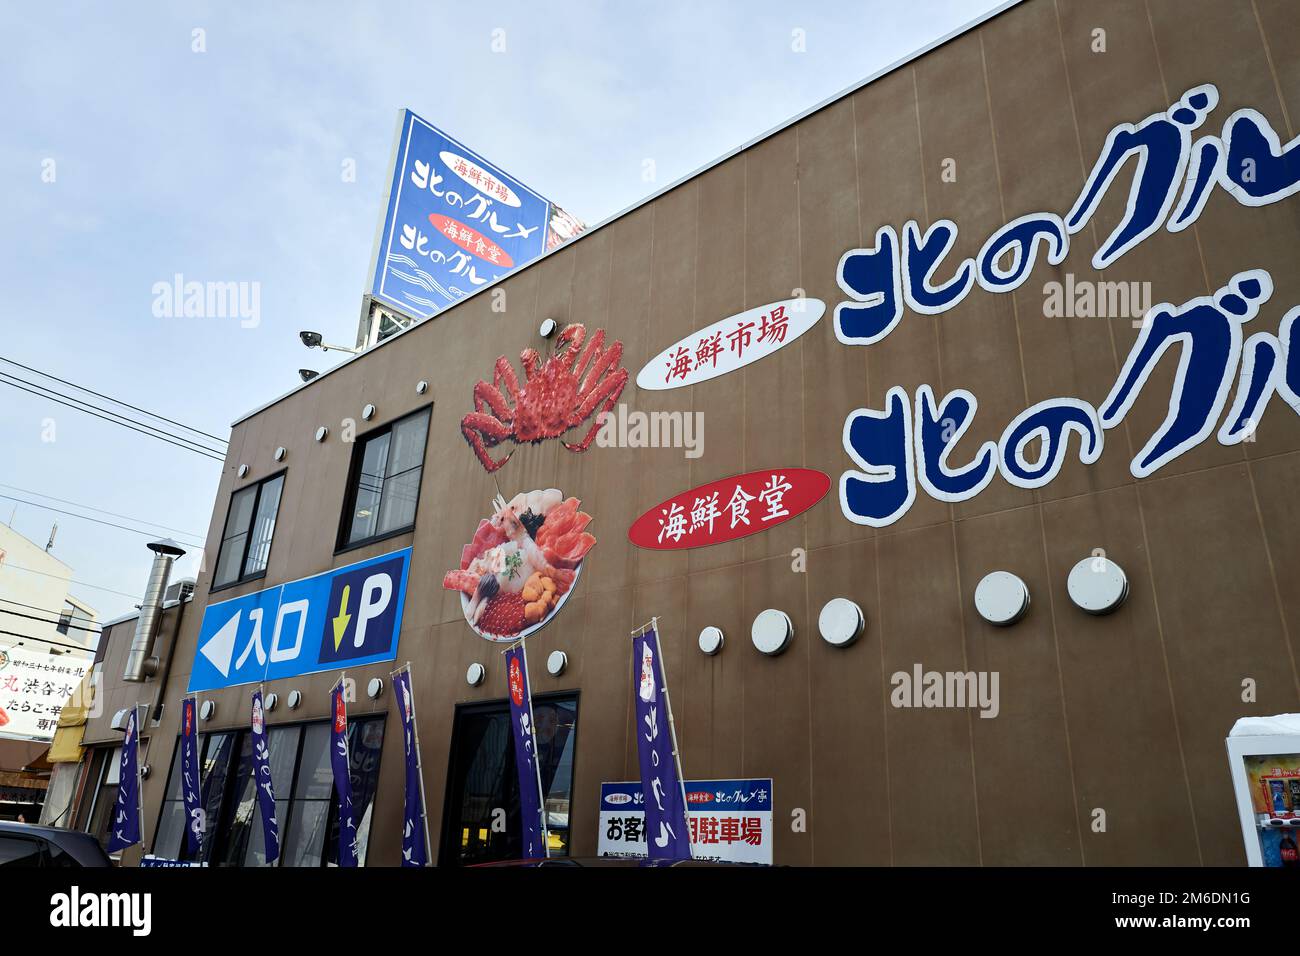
[632,623,692,860]
[180,696,203,856]
[504,642,549,859]
[249,690,280,864]
[393,667,428,866]
[329,680,359,867]
[106,706,142,854]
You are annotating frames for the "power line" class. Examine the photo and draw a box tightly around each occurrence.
[0,355,228,445]
[0,492,205,547]
[0,561,145,600]
[0,370,227,457]
[0,607,102,634]
[0,631,98,654]
[0,373,226,462]
[0,483,204,540]
[0,596,101,625]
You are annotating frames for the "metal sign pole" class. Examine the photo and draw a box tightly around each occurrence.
[134,701,144,855]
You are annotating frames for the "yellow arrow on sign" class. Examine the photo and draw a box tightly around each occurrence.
[332,585,352,652]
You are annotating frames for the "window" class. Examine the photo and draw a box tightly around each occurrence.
[153,716,385,867]
[0,836,44,866]
[339,408,430,550]
[153,731,237,863]
[213,473,284,588]
[439,693,578,866]
[56,610,72,635]
[80,746,122,852]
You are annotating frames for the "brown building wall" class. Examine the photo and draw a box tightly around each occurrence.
[86,0,1300,866]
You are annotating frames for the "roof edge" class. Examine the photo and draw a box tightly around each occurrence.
[232,0,1026,429]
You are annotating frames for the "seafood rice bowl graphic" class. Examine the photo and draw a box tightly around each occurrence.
[443,488,596,642]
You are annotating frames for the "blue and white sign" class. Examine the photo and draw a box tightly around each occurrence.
[831,82,1300,528]
[598,778,774,864]
[105,707,142,854]
[631,625,692,860]
[249,690,280,864]
[188,549,411,693]
[140,856,207,868]
[369,110,554,320]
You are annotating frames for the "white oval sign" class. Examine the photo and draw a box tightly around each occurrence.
[439,150,523,207]
[636,297,825,390]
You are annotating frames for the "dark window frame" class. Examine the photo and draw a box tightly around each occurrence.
[438,690,580,867]
[154,714,386,867]
[211,469,287,593]
[335,405,432,555]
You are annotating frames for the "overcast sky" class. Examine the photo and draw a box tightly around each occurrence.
[0,0,1003,626]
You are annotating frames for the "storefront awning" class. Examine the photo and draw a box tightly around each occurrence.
[45,672,95,764]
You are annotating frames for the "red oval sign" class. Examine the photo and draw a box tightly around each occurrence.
[428,213,515,268]
[629,468,831,550]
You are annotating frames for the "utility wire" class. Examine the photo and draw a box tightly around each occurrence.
[0,607,102,634]
[0,373,226,462]
[0,630,98,653]
[0,493,205,547]
[0,483,204,541]
[0,355,228,445]
[0,370,227,457]
[0,561,145,600]
[0,596,102,625]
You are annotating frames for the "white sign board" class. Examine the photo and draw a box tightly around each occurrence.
[598,778,773,864]
[0,645,91,742]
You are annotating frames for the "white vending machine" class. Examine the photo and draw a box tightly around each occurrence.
[1226,715,1300,867]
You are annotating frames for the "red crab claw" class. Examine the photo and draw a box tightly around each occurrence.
[492,356,522,404]
[519,348,542,379]
[578,334,623,399]
[461,412,514,472]
[556,324,586,371]
[563,364,629,454]
[472,377,514,421]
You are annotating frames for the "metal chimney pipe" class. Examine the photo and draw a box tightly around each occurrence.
[123,538,187,682]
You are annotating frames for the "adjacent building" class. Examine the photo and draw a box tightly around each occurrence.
[0,522,98,822]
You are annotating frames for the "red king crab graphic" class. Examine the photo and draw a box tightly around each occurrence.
[461,323,629,473]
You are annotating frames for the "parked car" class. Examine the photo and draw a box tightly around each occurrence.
[472,856,768,867]
[0,821,112,867]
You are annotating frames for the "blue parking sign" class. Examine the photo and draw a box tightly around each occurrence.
[188,549,411,692]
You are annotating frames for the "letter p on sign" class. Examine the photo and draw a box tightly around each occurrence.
[354,573,392,648]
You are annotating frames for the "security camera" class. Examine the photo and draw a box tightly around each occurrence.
[299,369,319,383]
[299,330,323,349]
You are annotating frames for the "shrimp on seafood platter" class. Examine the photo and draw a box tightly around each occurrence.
[442,488,597,641]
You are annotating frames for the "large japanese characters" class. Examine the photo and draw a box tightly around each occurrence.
[830,84,1300,527]
[629,469,831,550]
[443,489,595,642]
[636,297,825,390]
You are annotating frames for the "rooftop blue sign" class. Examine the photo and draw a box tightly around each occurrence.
[368,110,557,320]
[188,549,411,693]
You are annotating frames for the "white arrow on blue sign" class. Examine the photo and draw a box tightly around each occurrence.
[188,549,411,693]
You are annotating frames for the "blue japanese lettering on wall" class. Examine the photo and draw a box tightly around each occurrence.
[833,81,1300,528]
[915,385,997,503]
[834,226,903,344]
[840,385,915,527]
